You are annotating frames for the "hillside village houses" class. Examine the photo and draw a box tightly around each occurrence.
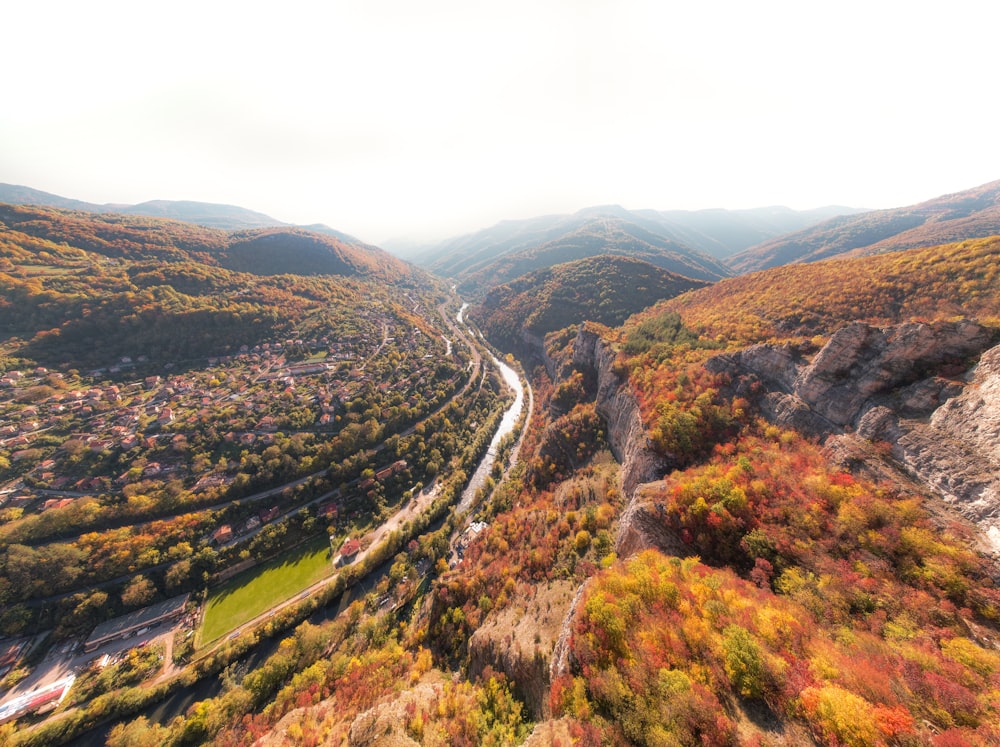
[0,310,447,523]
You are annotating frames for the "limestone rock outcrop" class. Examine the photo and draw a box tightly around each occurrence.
[795,319,990,426]
[467,580,577,720]
[887,344,1000,552]
[708,319,1000,554]
[708,319,992,434]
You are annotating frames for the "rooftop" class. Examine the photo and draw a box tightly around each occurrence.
[85,593,190,646]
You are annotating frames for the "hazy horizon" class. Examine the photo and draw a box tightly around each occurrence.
[3,1,997,245]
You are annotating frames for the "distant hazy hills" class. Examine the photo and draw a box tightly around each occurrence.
[472,255,708,352]
[637,204,862,258]
[0,183,291,231]
[409,206,724,296]
[406,203,862,296]
[731,179,1000,273]
[9,177,1000,290]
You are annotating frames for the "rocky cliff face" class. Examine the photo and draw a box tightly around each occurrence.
[859,342,1000,553]
[467,580,577,720]
[707,319,1000,554]
[570,327,681,558]
[707,319,992,434]
[796,319,990,426]
[571,328,669,499]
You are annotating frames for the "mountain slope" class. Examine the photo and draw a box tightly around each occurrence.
[643,204,864,258]
[117,199,283,230]
[409,202,858,285]
[415,207,731,297]
[659,234,1000,345]
[0,203,415,282]
[464,215,731,291]
[411,203,860,297]
[0,205,429,370]
[0,183,116,213]
[473,255,708,353]
[731,179,1000,273]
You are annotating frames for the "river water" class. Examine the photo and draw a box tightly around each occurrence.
[456,304,526,512]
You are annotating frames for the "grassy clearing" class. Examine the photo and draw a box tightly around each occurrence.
[15,263,80,276]
[200,538,334,645]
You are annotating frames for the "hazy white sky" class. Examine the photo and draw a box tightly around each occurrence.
[3,1,997,244]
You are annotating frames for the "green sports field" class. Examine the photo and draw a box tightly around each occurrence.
[200,538,334,645]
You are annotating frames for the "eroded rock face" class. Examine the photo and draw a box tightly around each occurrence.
[522,717,576,746]
[571,328,671,499]
[893,344,1000,552]
[570,328,676,553]
[467,580,578,720]
[794,320,991,426]
[709,319,1000,554]
[732,342,804,393]
[708,319,993,434]
[616,482,690,560]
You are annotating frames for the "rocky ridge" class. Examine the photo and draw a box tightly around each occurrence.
[529,326,684,704]
[706,318,1000,554]
[860,342,1000,552]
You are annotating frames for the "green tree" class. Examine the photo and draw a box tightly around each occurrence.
[722,624,766,699]
[121,575,156,608]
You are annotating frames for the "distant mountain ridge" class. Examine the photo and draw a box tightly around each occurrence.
[731,178,1000,272]
[411,206,727,297]
[116,199,283,230]
[0,183,286,231]
[407,203,861,296]
[645,204,863,258]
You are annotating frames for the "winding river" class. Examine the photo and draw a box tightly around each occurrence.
[456,304,527,512]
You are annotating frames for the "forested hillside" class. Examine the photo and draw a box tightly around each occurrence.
[0,204,411,281]
[660,234,1000,346]
[0,204,420,368]
[471,255,707,354]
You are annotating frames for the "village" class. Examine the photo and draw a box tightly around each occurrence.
[0,303,457,514]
